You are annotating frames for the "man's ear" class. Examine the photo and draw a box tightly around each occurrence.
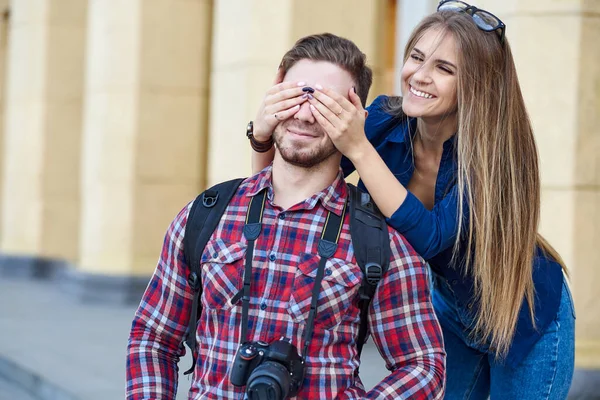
[364,110,369,119]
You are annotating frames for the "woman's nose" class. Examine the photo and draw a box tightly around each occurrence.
[412,64,433,84]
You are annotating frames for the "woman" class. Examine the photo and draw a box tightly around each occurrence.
[249,2,575,398]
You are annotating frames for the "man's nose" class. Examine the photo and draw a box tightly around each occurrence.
[294,101,315,124]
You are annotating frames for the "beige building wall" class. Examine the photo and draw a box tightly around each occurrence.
[0,0,595,377]
[78,0,212,277]
[207,0,395,186]
[0,0,594,393]
[0,0,86,262]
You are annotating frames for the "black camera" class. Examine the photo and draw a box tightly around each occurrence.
[230,338,305,400]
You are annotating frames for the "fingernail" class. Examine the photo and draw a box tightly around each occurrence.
[302,93,308,99]
[315,84,323,90]
[310,104,316,111]
[308,94,314,100]
[297,82,306,86]
[353,86,356,93]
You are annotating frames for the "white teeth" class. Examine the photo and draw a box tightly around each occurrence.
[410,86,434,99]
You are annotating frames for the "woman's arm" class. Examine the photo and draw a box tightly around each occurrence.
[353,144,460,258]
[308,88,408,217]
[309,88,459,259]
[350,143,408,218]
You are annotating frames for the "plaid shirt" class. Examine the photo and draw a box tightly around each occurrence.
[127,166,445,399]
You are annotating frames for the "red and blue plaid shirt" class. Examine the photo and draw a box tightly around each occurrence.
[127,166,445,399]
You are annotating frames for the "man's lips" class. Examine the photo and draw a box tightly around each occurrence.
[287,128,318,138]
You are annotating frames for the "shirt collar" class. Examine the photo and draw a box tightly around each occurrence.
[247,165,347,216]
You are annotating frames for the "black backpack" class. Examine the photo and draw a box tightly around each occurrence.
[182,178,391,375]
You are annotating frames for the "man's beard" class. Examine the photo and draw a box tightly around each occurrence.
[273,120,338,169]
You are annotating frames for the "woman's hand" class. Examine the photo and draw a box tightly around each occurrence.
[308,85,369,161]
[253,68,309,141]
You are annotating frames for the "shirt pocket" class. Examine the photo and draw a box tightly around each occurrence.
[201,239,247,311]
[287,253,362,330]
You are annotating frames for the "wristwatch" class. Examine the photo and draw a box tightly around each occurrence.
[246,121,274,153]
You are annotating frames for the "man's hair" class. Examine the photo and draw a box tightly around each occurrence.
[279,33,373,107]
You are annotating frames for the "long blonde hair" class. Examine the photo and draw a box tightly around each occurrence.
[388,11,567,358]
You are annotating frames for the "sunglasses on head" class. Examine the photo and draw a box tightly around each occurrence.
[437,0,506,43]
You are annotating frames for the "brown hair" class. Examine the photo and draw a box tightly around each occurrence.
[279,33,373,107]
[386,11,567,358]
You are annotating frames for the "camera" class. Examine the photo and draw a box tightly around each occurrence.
[230,338,305,400]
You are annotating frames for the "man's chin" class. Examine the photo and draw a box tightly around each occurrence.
[278,147,338,169]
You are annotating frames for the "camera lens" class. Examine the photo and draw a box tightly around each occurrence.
[247,361,290,400]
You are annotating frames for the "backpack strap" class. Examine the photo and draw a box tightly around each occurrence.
[347,184,391,368]
[182,178,245,375]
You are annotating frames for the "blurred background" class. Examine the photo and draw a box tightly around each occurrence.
[0,0,598,398]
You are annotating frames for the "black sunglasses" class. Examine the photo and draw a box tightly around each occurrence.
[437,0,506,43]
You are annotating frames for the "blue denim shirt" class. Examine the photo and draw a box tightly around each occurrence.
[341,95,564,367]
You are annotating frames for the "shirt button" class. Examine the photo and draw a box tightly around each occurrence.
[212,252,218,259]
[451,279,458,285]
[467,303,473,309]
[269,253,276,261]
[278,212,286,220]
[260,302,267,310]
[325,268,332,276]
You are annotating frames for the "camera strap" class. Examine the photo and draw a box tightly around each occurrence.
[240,189,347,362]
[240,188,268,343]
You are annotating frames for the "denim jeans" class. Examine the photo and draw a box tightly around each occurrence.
[432,275,575,400]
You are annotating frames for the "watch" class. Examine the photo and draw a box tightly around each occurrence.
[246,121,274,153]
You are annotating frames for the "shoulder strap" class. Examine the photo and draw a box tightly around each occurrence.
[183,177,245,375]
[347,183,391,363]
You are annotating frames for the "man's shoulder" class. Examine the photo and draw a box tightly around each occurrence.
[184,176,256,224]
[168,200,195,236]
[170,177,251,234]
[385,226,425,268]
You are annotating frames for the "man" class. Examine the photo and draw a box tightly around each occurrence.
[127,33,445,399]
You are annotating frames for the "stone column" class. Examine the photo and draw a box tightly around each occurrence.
[0,1,9,237]
[207,0,394,186]
[0,0,87,278]
[76,0,212,302]
[570,3,600,397]
[478,0,600,396]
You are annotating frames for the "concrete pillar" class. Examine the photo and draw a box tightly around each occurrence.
[77,0,211,301]
[0,0,87,277]
[0,1,9,237]
[207,0,394,185]
[477,0,600,396]
[570,3,600,397]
